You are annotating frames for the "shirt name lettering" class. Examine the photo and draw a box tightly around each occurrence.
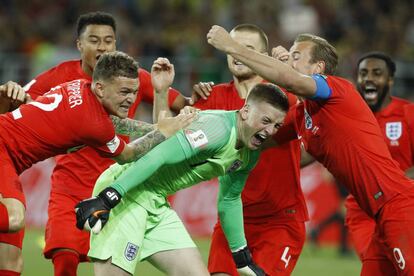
[67,80,83,108]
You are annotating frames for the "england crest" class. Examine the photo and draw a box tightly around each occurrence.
[386,122,402,141]
[226,160,243,173]
[124,242,139,261]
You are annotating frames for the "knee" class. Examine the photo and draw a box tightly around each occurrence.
[3,200,25,232]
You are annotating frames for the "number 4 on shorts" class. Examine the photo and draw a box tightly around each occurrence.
[280,247,291,268]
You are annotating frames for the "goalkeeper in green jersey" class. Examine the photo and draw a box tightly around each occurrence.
[75,83,289,276]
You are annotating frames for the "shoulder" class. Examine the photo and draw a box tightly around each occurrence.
[186,111,234,143]
[138,68,150,80]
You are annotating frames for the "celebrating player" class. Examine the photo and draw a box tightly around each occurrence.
[345,52,414,270]
[3,11,188,276]
[207,25,414,275]
[0,51,193,276]
[75,83,289,276]
[182,24,307,276]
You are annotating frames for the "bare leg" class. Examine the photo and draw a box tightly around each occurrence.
[94,258,131,276]
[147,248,209,276]
[0,243,23,272]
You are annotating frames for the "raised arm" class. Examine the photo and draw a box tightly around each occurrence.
[151,57,176,122]
[206,25,317,98]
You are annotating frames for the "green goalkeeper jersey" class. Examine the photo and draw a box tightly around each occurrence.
[105,110,260,250]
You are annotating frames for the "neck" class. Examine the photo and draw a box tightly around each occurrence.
[233,75,263,99]
[81,60,93,77]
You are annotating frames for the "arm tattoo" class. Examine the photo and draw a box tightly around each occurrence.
[128,129,167,161]
[111,116,155,137]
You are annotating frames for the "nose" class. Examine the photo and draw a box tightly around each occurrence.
[97,41,107,52]
[265,125,277,136]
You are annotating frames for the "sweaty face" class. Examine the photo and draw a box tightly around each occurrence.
[227,30,266,80]
[100,76,139,118]
[77,25,116,75]
[288,41,320,76]
[239,101,286,150]
[357,58,392,112]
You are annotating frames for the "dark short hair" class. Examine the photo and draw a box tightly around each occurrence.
[246,83,289,112]
[232,24,269,52]
[357,51,396,77]
[93,51,138,81]
[295,34,338,75]
[76,11,116,37]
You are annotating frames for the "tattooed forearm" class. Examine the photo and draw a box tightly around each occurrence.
[111,116,155,137]
[127,129,167,162]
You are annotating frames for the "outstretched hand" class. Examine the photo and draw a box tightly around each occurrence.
[0,81,27,103]
[156,110,197,138]
[188,81,215,104]
[151,57,175,93]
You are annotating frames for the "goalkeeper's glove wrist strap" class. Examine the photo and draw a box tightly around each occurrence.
[98,187,122,209]
[232,246,253,268]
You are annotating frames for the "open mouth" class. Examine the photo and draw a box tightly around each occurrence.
[363,84,378,101]
[96,55,101,61]
[251,133,267,147]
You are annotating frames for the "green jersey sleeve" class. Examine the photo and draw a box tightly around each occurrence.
[110,113,233,196]
[217,150,261,251]
[217,169,249,251]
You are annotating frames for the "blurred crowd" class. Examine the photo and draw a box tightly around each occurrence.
[1,0,413,98]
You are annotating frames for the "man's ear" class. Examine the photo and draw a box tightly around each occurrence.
[76,39,82,52]
[240,104,249,120]
[315,60,326,74]
[94,82,104,98]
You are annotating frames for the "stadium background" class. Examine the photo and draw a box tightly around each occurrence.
[1,0,413,275]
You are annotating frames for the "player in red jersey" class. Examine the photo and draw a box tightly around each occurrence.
[0,51,193,276]
[207,26,414,275]
[8,12,188,276]
[345,52,414,266]
[184,24,307,276]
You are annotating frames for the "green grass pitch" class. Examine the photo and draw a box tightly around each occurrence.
[22,228,361,275]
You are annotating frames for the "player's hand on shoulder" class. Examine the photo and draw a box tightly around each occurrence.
[75,187,122,234]
[179,105,200,115]
[0,81,27,103]
[156,110,197,138]
[271,46,290,63]
[151,57,175,93]
[190,81,214,104]
[232,246,266,276]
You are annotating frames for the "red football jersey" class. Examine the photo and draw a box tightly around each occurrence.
[289,76,413,217]
[24,60,179,197]
[194,81,308,222]
[346,97,414,210]
[0,79,125,174]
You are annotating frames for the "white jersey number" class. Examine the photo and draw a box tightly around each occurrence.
[12,88,63,120]
[281,247,291,268]
[393,248,406,270]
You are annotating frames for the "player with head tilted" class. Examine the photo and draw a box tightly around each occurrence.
[0,51,193,275]
[75,83,289,276]
[0,11,190,276]
[345,52,414,271]
[207,25,414,275]
[183,24,308,276]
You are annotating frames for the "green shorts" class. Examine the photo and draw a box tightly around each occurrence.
[88,164,196,274]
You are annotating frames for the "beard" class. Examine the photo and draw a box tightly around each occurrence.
[369,84,390,112]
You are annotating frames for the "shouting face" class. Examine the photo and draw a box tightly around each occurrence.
[238,101,286,150]
[357,58,393,112]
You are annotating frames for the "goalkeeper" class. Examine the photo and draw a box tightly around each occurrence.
[76,83,289,276]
